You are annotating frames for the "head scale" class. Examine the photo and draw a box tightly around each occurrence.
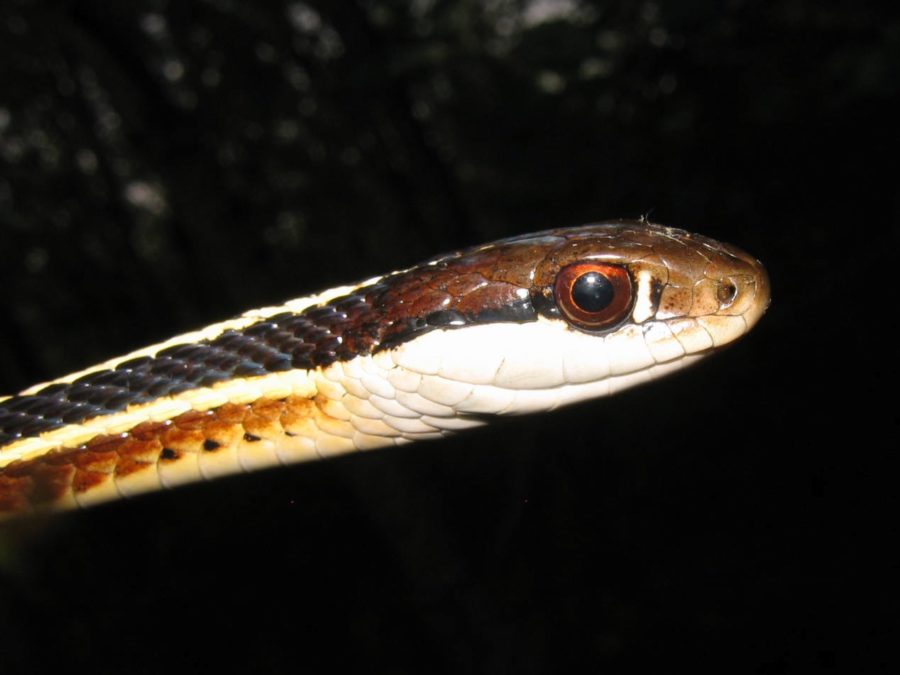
[375,220,770,416]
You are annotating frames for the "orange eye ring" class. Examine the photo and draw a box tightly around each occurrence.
[554,262,634,331]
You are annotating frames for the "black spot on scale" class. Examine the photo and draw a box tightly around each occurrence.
[650,278,664,312]
[474,298,535,323]
[203,439,221,452]
[531,290,561,320]
[425,310,467,327]
[243,433,261,442]
[160,448,179,460]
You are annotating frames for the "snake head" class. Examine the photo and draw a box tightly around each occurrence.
[386,220,770,415]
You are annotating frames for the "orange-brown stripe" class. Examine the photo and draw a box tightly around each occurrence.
[0,394,329,516]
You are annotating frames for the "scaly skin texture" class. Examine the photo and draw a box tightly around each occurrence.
[0,396,328,514]
[0,222,770,518]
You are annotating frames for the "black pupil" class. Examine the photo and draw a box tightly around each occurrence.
[571,272,614,312]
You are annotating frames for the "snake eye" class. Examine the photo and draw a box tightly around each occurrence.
[554,262,634,331]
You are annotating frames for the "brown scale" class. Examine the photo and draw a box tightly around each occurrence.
[0,395,321,515]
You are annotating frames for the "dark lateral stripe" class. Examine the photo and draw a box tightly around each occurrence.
[0,265,538,446]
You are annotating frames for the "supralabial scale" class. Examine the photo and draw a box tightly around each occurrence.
[0,221,770,518]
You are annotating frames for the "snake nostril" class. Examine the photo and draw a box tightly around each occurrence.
[716,279,738,306]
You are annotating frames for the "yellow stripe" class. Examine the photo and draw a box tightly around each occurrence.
[17,276,385,396]
[1,368,320,466]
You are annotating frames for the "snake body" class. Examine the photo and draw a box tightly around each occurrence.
[0,221,769,518]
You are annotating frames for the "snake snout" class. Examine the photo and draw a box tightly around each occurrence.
[715,252,770,332]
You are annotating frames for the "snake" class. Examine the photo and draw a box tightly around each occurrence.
[0,221,769,519]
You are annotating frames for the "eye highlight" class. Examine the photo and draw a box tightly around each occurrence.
[554,262,634,331]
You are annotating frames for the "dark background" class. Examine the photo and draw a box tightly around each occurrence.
[0,1,894,673]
